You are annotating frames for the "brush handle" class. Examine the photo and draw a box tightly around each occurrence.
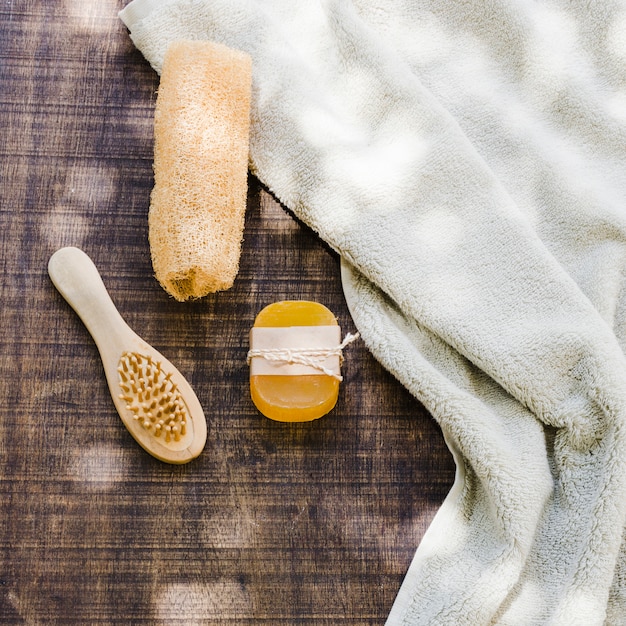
[48,247,136,357]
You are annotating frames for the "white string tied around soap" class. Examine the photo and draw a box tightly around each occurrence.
[247,332,360,381]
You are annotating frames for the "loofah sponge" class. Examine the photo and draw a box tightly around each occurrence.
[149,39,252,301]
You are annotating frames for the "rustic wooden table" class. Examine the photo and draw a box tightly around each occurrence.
[0,2,455,623]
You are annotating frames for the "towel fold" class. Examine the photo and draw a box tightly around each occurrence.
[119,0,626,623]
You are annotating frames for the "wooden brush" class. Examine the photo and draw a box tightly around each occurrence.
[48,247,207,464]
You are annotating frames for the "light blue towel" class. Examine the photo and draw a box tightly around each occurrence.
[120,1,626,622]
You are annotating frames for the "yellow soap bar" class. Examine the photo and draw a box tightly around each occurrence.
[249,301,341,422]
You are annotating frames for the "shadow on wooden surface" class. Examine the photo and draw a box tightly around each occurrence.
[0,1,454,623]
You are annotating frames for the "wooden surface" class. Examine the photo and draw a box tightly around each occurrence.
[0,2,455,623]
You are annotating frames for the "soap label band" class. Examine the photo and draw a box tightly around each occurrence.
[248,325,342,377]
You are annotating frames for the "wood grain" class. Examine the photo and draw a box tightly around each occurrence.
[0,1,455,623]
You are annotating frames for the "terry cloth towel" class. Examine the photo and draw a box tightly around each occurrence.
[119,1,626,623]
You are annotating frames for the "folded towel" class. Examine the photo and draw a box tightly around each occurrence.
[119,0,626,623]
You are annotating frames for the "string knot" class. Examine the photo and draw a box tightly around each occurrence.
[247,332,359,381]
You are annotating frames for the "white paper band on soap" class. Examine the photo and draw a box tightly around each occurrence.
[248,325,342,376]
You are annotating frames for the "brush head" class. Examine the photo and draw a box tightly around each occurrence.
[117,351,194,450]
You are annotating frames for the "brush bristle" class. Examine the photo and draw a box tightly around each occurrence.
[117,351,189,443]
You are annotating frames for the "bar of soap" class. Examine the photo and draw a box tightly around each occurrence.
[249,301,342,422]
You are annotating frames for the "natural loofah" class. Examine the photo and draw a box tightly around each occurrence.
[149,39,252,301]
